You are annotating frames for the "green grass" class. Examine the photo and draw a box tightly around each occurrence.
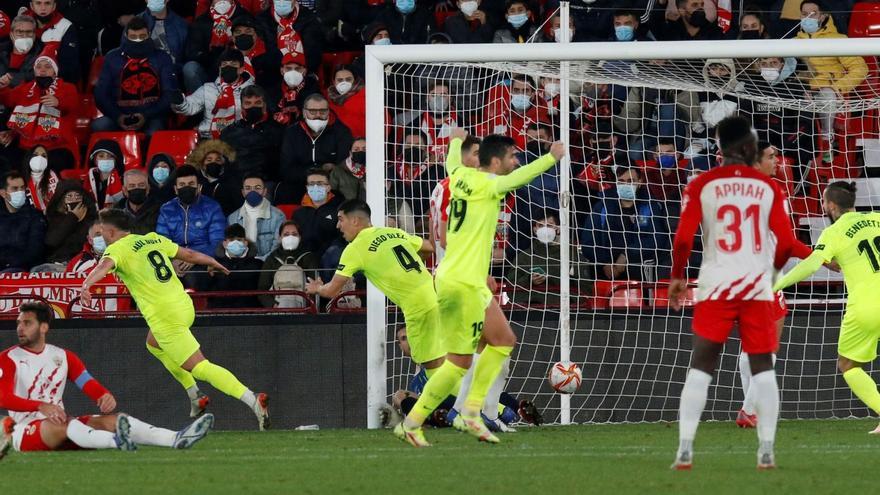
[4,419,880,494]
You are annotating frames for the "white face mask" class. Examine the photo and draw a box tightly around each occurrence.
[281,234,300,251]
[460,0,478,16]
[535,226,557,244]
[213,0,232,14]
[14,37,34,53]
[306,118,327,133]
[760,67,780,83]
[335,81,353,95]
[543,82,559,99]
[553,27,573,42]
[283,69,304,88]
[29,155,48,174]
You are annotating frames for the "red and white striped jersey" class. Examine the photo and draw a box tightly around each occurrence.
[0,344,108,425]
[672,164,800,302]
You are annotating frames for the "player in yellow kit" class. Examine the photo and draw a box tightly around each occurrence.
[396,128,565,446]
[80,209,270,430]
[774,182,880,433]
[306,199,444,375]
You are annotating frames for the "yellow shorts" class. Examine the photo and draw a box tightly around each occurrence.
[405,306,445,364]
[436,277,492,356]
[838,308,880,363]
[150,309,199,366]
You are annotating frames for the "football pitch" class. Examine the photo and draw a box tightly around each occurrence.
[4,419,879,494]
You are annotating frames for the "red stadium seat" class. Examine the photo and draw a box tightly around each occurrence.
[593,280,645,309]
[146,130,198,166]
[849,3,880,38]
[74,95,101,150]
[276,203,300,219]
[86,131,144,170]
[653,280,697,308]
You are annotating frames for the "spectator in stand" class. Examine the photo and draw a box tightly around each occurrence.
[572,121,631,217]
[293,168,344,277]
[480,74,549,150]
[35,180,97,272]
[256,0,324,74]
[66,220,105,274]
[268,49,320,127]
[138,0,189,69]
[0,50,77,168]
[797,0,868,146]
[23,0,80,83]
[231,16,281,89]
[372,0,434,44]
[519,123,558,212]
[114,168,161,234]
[257,220,319,308]
[93,17,176,135]
[183,0,254,93]
[208,223,262,308]
[690,59,745,167]
[736,11,772,39]
[494,0,541,43]
[186,139,243,216]
[444,0,494,44]
[220,85,284,180]
[581,165,670,282]
[277,93,352,203]
[0,170,45,272]
[95,0,144,56]
[227,173,285,259]
[654,0,723,41]
[610,8,650,42]
[387,136,443,224]
[644,137,688,220]
[330,137,366,201]
[83,139,125,208]
[327,65,365,139]
[507,211,591,306]
[544,12,579,42]
[350,22,391,77]
[20,145,59,213]
[0,14,42,89]
[172,49,255,139]
[402,81,462,161]
[147,153,176,204]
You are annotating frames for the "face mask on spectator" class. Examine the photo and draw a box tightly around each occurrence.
[124,38,152,58]
[147,0,166,13]
[220,66,239,84]
[617,183,638,201]
[213,0,232,15]
[206,162,224,179]
[396,0,415,14]
[740,29,761,40]
[274,0,293,16]
[351,151,366,166]
[244,106,264,123]
[427,95,449,113]
[92,235,107,254]
[8,190,26,209]
[127,188,147,205]
[801,17,819,34]
[658,154,678,169]
[283,69,303,87]
[553,27,572,42]
[245,190,263,207]
[335,81,353,95]
[14,37,34,53]
[689,9,708,27]
[177,186,198,205]
[35,76,53,89]
[306,118,327,133]
[29,155,48,174]
[507,13,528,29]
[226,240,247,257]
[234,34,255,51]
[761,67,780,82]
[535,226,557,244]
[543,83,559,99]
[281,234,300,251]
[511,94,531,111]
[459,0,478,16]
[374,38,392,46]
[153,167,170,184]
[615,25,634,41]
[307,185,328,203]
[97,159,115,174]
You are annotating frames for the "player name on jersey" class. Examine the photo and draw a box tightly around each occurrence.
[368,232,410,252]
[713,181,767,200]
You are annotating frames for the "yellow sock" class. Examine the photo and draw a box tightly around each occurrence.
[844,368,880,415]
[464,345,513,415]
[147,344,196,390]
[405,360,467,427]
[191,360,248,399]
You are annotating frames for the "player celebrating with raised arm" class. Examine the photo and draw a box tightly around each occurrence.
[80,209,270,430]
[305,199,446,378]
[668,116,802,470]
[0,302,213,460]
[773,181,880,434]
[395,128,564,447]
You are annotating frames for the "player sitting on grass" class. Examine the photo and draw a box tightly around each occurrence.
[774,181,880,434]
[0,302,213,460]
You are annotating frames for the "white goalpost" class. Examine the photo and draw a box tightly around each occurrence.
[363,6,880,429]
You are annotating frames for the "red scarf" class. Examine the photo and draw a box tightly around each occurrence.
[273,81,304,125]
[396,159,428,183]
[209,3,236,48]
[419,110,458,158]
[87,168,124,207]
[211,79,244,138]
[27,171,58,212]
[119,58,161,107]
[28,10,64,37]
[344,157,365,180]
[273,4,304,55]
[576,154,615,192]
[7,80,63,144]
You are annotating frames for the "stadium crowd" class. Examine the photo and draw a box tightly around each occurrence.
[0,0,872,309]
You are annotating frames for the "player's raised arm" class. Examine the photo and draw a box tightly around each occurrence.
[445,127,468,174]
[306,274,351,299]
[174,246,231,276]
[493,141,565,194]
[80,257,116,306]
[773,250,827,292]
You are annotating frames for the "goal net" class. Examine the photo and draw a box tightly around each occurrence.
[363,34,880,427]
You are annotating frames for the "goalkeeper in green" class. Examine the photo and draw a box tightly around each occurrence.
[774,181,880,433]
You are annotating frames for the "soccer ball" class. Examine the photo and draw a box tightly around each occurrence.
[548,361,582,394]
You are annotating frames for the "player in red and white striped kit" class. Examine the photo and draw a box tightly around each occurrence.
[0,302,213,460]
[667,116,803,470]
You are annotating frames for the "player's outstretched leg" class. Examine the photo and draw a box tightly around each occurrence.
[146,340,209,418]
[396,359,469,448]
[65,415,136,451]
[185,354,269,431]
[124,414,214,449]
[0,416,14,461]
[840,359,880,433]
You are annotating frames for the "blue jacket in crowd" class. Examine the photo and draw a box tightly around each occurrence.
[0,204,46,271]
[580,188,670,266]
[138,9,189,68]
[95,40,177,121]
[156,195,226,257]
